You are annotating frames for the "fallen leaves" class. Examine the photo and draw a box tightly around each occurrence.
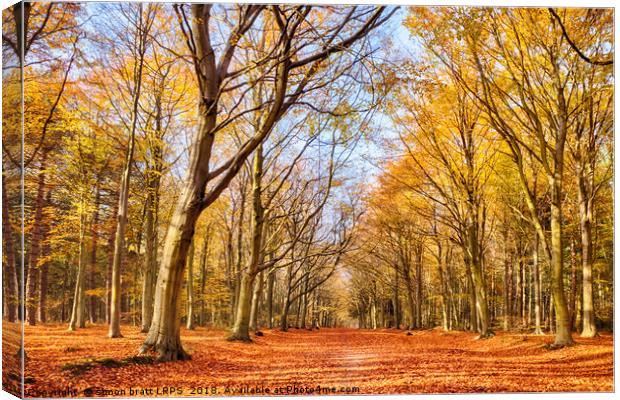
[4,322,613,397]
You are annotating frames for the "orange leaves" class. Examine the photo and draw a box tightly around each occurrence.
[18,323,614,396]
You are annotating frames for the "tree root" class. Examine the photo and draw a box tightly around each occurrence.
[226,334,253,343]
[139,339,191,362]
[108,333,124,338]
[474,331,495,340]
[544,341,575,350]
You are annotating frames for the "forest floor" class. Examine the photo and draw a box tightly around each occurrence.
[3,322,613,397]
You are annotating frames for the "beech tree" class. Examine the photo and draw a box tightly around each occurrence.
[5,5,613,377]
[103,3,157,338]
[140,4,394,360]
[3,2,81,325]
[388,64,498,337]
[138,37,193,333]
[406,7,598,347]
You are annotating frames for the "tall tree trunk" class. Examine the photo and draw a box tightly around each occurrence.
[312,294,320,329]
[437,249,449,331]
[249,271,263,331]
[370,292,378,330]
[88,186,100,324]
[26,152,48,325]
[230,143,264,341]
[464,262,477,331]
[433,218,449,332]
[357,302,364,329]
[109,3,148,338]
[61,265,70,322]
[549,179,573,346]
[569,239,577,331]
[37,266,49,324]
[280,264,294,332]
[522,260,527,328]
[299,276,309,329]
[140,184,202,359]
[69,206,87,331]
[545,72,572,347]
[199,234,209,326]
[402,262,416,330]
[186,240,195,330]
[503,231,511,331]
[516,249,523,328]
[141,171,160,332]
[232,181,247,324]
[2,177,19,322]
[465,212,491,337]
[527,264,532,327]
[393,264,400,329]
[294,286,303,328]
[520,165,571,346]
[141,200,156,332]
[37,190,52,323]
[470,262,490,337]
[108,151,134,337]
[139,80,229,356]
[225,225,235,323]
[230,273,254,339]
[578,175,597,338]
[415,246,423,329]
[280,293,291,332]
[105,196,119,325]
[266,270,275,329]
[533,233,543,334]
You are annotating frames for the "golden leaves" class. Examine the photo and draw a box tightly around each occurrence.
[19,323,614,395]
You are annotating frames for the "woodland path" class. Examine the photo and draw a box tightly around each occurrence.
[8,323,613,396]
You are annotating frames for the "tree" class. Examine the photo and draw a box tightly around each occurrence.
[409,8,577,346]
[136,12,194,333]
[185,240,195,330]
[389,64,498,337]
[3,2,81,325]
[564,12,613,336]
[141,4,394,360]
[106,3,156,338]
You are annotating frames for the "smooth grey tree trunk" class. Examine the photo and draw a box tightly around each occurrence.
[26,153,48,325]
[578,174,597,337]
[141,146,161,332]
[415,246,423,329]
[266,271,275,329]
[230,143,264,341]
[69,206,87,331]
[249,271,263,331]
[393,265,400,329]
[549,182,573,346]
[533,233,543,334]
[186,241,195,330]
[2,182,18,322]
[109,3,149,338]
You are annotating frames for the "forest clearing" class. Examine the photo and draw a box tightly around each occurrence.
[5,322,614,396]
[2,2,614,397]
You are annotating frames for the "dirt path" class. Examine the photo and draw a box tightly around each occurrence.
[9,323,613,396]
